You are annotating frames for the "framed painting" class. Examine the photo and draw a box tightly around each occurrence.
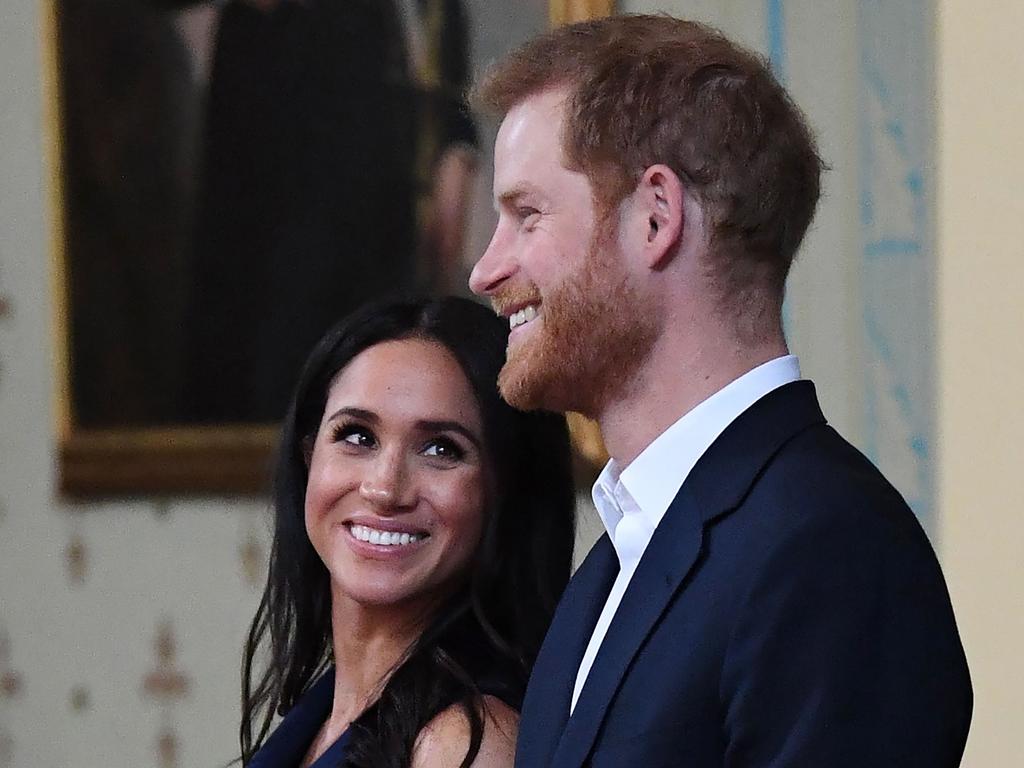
[45,0,612,496]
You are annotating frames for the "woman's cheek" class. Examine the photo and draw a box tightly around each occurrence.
[439,470,486,538]
[303,467,336,544]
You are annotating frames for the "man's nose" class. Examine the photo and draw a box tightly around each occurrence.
[358,449,414,510]
[469,226,514,296]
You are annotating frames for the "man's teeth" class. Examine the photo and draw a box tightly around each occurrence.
[350,524,424,546]
[509,305,539,330]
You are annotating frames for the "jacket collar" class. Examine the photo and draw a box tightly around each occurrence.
[516,535,618,768]
[546,380,827,768]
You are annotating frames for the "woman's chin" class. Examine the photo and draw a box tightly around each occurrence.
[330,573,447,616]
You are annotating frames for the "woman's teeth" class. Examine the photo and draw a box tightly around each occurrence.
[350,524,424,547]
[509,305,539,330]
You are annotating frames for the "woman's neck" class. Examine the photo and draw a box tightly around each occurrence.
[302,594,429,767]
[324,590,435,736]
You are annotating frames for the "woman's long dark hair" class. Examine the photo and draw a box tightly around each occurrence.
[240,297,576,767]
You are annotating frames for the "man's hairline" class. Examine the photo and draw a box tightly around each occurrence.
[492,82,610,210]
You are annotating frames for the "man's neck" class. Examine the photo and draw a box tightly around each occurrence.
[598,335,789,467]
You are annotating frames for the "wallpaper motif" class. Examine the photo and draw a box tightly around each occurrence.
[69,684,90,713]
[0,270,8,391]
[0,632,23,698]
[66,532,87,585]
[766,0,787,81]
[0,266,9,768]
[858,0,934,525]
[0,628,22,768]
[240,524,266,588]
[143,619,191,768]
[0,265,8,386]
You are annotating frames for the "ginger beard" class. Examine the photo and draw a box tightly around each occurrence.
[496,218,658,417]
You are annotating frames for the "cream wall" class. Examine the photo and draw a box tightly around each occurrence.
[937,0,1024,764]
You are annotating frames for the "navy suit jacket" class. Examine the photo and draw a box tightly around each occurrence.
[517,381,971,768]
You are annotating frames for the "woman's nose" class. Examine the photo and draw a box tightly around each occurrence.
[358,450,413,510]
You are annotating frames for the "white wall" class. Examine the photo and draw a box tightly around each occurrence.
[937,0,1024,763]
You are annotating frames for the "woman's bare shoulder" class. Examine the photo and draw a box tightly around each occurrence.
[411,695,518,767]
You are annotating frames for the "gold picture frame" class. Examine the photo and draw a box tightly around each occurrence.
[45,0,611,497]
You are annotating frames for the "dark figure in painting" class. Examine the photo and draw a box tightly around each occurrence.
[57,0,199,427]
[184,0,477,424]
[57,0,477,427]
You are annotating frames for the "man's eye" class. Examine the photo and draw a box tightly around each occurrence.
[518,207,541,226]
[332,424,375,448]
[423,438,464,461]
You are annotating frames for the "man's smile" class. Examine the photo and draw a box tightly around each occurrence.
[509,304,540,330]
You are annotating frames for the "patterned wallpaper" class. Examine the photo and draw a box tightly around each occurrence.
[1,497,270,767]
[857,0,935,528]
[623,0,937,533]
[0,259,16,768]
[1,226,272,763]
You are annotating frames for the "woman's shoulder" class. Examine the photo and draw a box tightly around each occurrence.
[411,695,518,768]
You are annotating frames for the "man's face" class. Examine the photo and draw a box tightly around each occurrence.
[469,88,656,416]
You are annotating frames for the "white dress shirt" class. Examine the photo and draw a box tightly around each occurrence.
[570,355,802,712]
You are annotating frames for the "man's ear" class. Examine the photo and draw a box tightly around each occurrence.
[633,164,685,270]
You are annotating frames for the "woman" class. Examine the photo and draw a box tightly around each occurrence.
[241,297,576,767]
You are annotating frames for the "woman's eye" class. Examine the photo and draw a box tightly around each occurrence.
[332,424,375,448]
[423,438,464,461]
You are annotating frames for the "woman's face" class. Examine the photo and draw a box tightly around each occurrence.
[304,338,488,613]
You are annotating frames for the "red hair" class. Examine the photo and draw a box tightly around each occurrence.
[476,15,823,314]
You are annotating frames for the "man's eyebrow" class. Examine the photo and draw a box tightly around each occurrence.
[495,185,536,209]
[324,406,378,424]
[415,419,482,449]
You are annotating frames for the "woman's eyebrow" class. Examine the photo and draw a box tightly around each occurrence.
[415,419,482,449]
[325,406,378,424]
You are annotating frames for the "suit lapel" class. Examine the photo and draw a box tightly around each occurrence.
[549,486,704,768]
[548,381,827,768]
[516,535,618,768]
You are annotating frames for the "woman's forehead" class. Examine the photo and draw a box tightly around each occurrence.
[323,339,482,430]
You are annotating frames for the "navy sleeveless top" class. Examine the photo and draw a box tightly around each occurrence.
[247,662,520,767]
[248,669,350,768]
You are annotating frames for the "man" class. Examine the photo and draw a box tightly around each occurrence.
[469,15,971,768]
